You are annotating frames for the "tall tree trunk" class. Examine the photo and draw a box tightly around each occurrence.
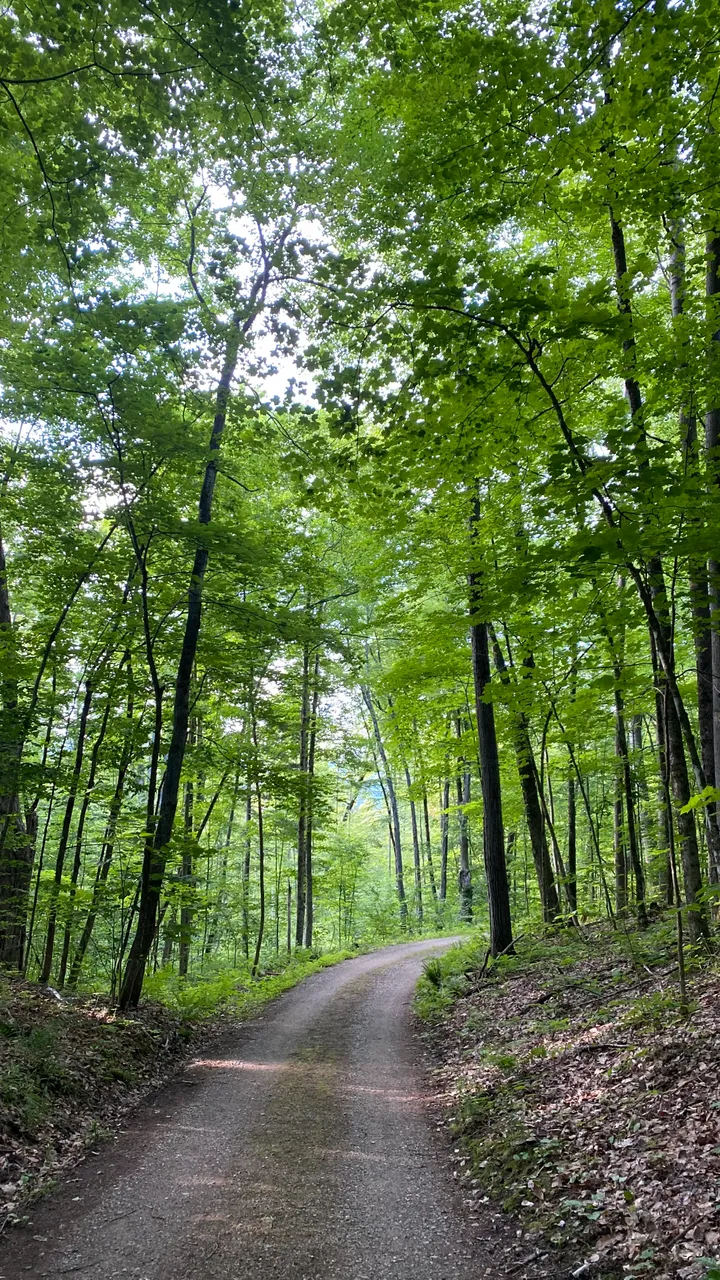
[421,788,438,902]
[40,681,93,984]
[454,719,473,923]
[250,713,265,978]
[0,530,35,967]
[613,744,628,916]
[650,585,709,941]
[404,764,424,926]
[669,214,717,869]
[468,502,512,955]
[178,775,194,978]
[705,233,720,824]
[242,769,252,962]
[303,649,321,949]
[295,643,310,947]
[650,645,673,905]
[24,735,67,975]
[490,627,559,922]
[205,768,240,958]
[439,778,450,902]
[67,693,133,990]
[362,685,407,924]
[57,687,114,987]
[615,697,647,928]
[607,186,719,895]
[604,595,648,928]
[567,774,578,917]
[119,311,249,1010]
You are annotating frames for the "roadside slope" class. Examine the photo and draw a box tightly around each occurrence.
[417,925,720,1280]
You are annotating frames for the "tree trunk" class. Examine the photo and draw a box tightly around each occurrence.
[454,721,473,923]
[490,627,559,922]
[0,530,35,967]
[567,774,578,917]
[243,771,252,961]
[614,747,628,916]
[468,507,512,955]
[649,584,710,941]
[608,195,720,882]
[57,688,113,987]
[205,769,240,958]
[670,215,718,868]
[421,788,438,902]
[251,717,265,978]
[303,649,321,949]
[404,764,424,925]
[705,233,720,825]
[295,642,310,947]
[439,778,450,901]
[178,774,194,978]
[119,317,246,1010]
[362,685,407,924]
[67,707,132,990]
[40,681,93,984]
[604,598,648,928]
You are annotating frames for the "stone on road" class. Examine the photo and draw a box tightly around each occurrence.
[0,939,534,1279]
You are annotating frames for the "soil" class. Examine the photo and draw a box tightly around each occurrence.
[0,939,565,1279]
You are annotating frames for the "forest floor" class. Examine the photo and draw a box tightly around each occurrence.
[0,948,357,1231]
[416,916,720,1280]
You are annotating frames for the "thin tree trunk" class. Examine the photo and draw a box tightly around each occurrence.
[40,682,93,984]
[251,718,265,978]
[243,771,252,961]
[603,594,648,928]
[607,189,719,894]
[295,642,310,947]
[490,626,559,922]
[439,778,450,901]
[119,312,248,1010]
[57,689,113,987]
[670,215,717,875]
[178,774,194,978]
[650,589,709,940]
[0,530,35,967]
[67,717,132,990]
[705,233,720,825]
[304,649,321,948]
[469,501,512,955]
[613,746,628,916]
[24,733,67,975]
[205,769,240,957]
[362,685,407,923]
[567,774,578,917]
[454,720,473,923]
[421,788,438,902]
[404,764,424,925]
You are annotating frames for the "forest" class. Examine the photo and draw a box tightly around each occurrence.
[0,0,718,1017]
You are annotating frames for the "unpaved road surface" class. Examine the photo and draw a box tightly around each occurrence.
[0,940,544,1279]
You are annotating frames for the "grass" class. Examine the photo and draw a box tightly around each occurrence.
[142,946,361,1020]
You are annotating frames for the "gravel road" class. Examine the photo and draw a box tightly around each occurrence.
[0,939,547,1279]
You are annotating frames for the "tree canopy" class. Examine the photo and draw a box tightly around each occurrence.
[0,0,718,1005]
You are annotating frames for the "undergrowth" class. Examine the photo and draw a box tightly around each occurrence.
[142,946,359,1018]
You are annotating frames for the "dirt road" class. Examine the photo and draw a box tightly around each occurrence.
[0,939,543,1279]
